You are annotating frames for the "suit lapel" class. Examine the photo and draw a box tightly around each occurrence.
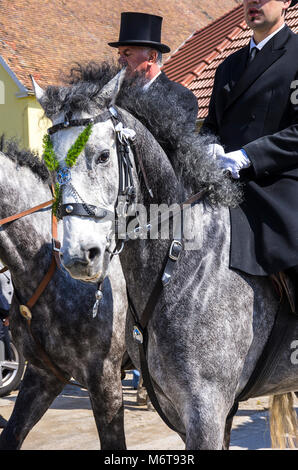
[224,25,290,113]
[229,45,250,91]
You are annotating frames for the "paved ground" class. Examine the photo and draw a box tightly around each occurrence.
[0,372,297,450]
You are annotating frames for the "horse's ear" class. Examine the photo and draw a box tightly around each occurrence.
[30,75,45,106]
[97,68,126,105]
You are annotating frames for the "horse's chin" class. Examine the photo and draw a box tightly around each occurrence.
[63,260,107,284]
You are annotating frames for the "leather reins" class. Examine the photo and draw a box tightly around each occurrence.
[0,192,60,316]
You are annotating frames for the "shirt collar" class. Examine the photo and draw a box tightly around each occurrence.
[143,71,162,91]
[250,23,285,51]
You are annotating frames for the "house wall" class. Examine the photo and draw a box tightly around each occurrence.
[0,66,51,156]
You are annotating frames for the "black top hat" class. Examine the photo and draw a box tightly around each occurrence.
[108,12,170,53]
[290,0,298,6]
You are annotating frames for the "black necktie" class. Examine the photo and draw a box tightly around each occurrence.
[248,46,259,64]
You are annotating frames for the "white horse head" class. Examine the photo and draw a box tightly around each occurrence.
[32,70,133,282]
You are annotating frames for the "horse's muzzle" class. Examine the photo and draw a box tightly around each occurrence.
[61,246,103,281]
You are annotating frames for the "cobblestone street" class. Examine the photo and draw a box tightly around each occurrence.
[1,372,297,450]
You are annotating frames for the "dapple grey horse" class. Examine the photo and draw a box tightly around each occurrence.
[0,141,127,449]
[33,67,298,449]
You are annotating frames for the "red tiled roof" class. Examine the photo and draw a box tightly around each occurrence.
[0,0,240,90]
[162,4,245,85]
[186,6,298,120]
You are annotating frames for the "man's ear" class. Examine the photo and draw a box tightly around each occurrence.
[148,50,158,64]
[283,0,292,15]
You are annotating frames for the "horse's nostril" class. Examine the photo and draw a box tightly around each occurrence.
[88,247,100,261]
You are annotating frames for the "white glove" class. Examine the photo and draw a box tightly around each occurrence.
[207,143,225,159]
[214,147,251,179]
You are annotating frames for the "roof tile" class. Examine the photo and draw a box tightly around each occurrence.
[0,0,240,90]
[162,4,245,83]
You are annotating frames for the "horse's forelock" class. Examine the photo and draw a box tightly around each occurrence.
[43,62,121,118]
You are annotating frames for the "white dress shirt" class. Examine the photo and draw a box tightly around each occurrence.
[250,23,285,51]
[143,71,162,91]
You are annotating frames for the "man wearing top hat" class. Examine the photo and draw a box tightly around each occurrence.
[202,1,298,305]
[108,12,198,135]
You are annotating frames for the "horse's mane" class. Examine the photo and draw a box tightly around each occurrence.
[42,61,242,207]
[0,137,50,182]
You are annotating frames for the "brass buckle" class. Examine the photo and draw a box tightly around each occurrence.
[19,305,32,321]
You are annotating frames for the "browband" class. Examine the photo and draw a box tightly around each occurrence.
[47,108,117,135]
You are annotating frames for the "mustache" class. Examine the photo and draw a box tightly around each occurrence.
[247,6,263,14]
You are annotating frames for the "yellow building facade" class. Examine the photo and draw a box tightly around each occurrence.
[0,58,51,157]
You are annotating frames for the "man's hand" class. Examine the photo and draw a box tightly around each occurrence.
[209,145,251,179]
[207,143,225,159]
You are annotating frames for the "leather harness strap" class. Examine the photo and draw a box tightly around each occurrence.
[0,192,80,387]
[47,110,113,135]
[0,190,60,312]
[0,197,54,281]
[0,199,54,226]
[126,189,208,436]
[127,244,186,435]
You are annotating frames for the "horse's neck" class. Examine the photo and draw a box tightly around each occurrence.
[121,198,230,318]
[121,109,181,203]
[0,154,53,294]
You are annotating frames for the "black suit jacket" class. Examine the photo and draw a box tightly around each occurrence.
[202,25,298,275]
[151,72,198,125]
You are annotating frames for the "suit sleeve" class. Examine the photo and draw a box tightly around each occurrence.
[243,73,298,178]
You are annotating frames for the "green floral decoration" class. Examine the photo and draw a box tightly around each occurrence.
[42,123,93,217]
[65,123,93,168]
[42,134,59,172]
[51,183,61,217]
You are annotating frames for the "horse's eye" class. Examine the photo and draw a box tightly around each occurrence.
[95,151,110,164]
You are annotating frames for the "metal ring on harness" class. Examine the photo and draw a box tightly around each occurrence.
[107,240,125,256]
